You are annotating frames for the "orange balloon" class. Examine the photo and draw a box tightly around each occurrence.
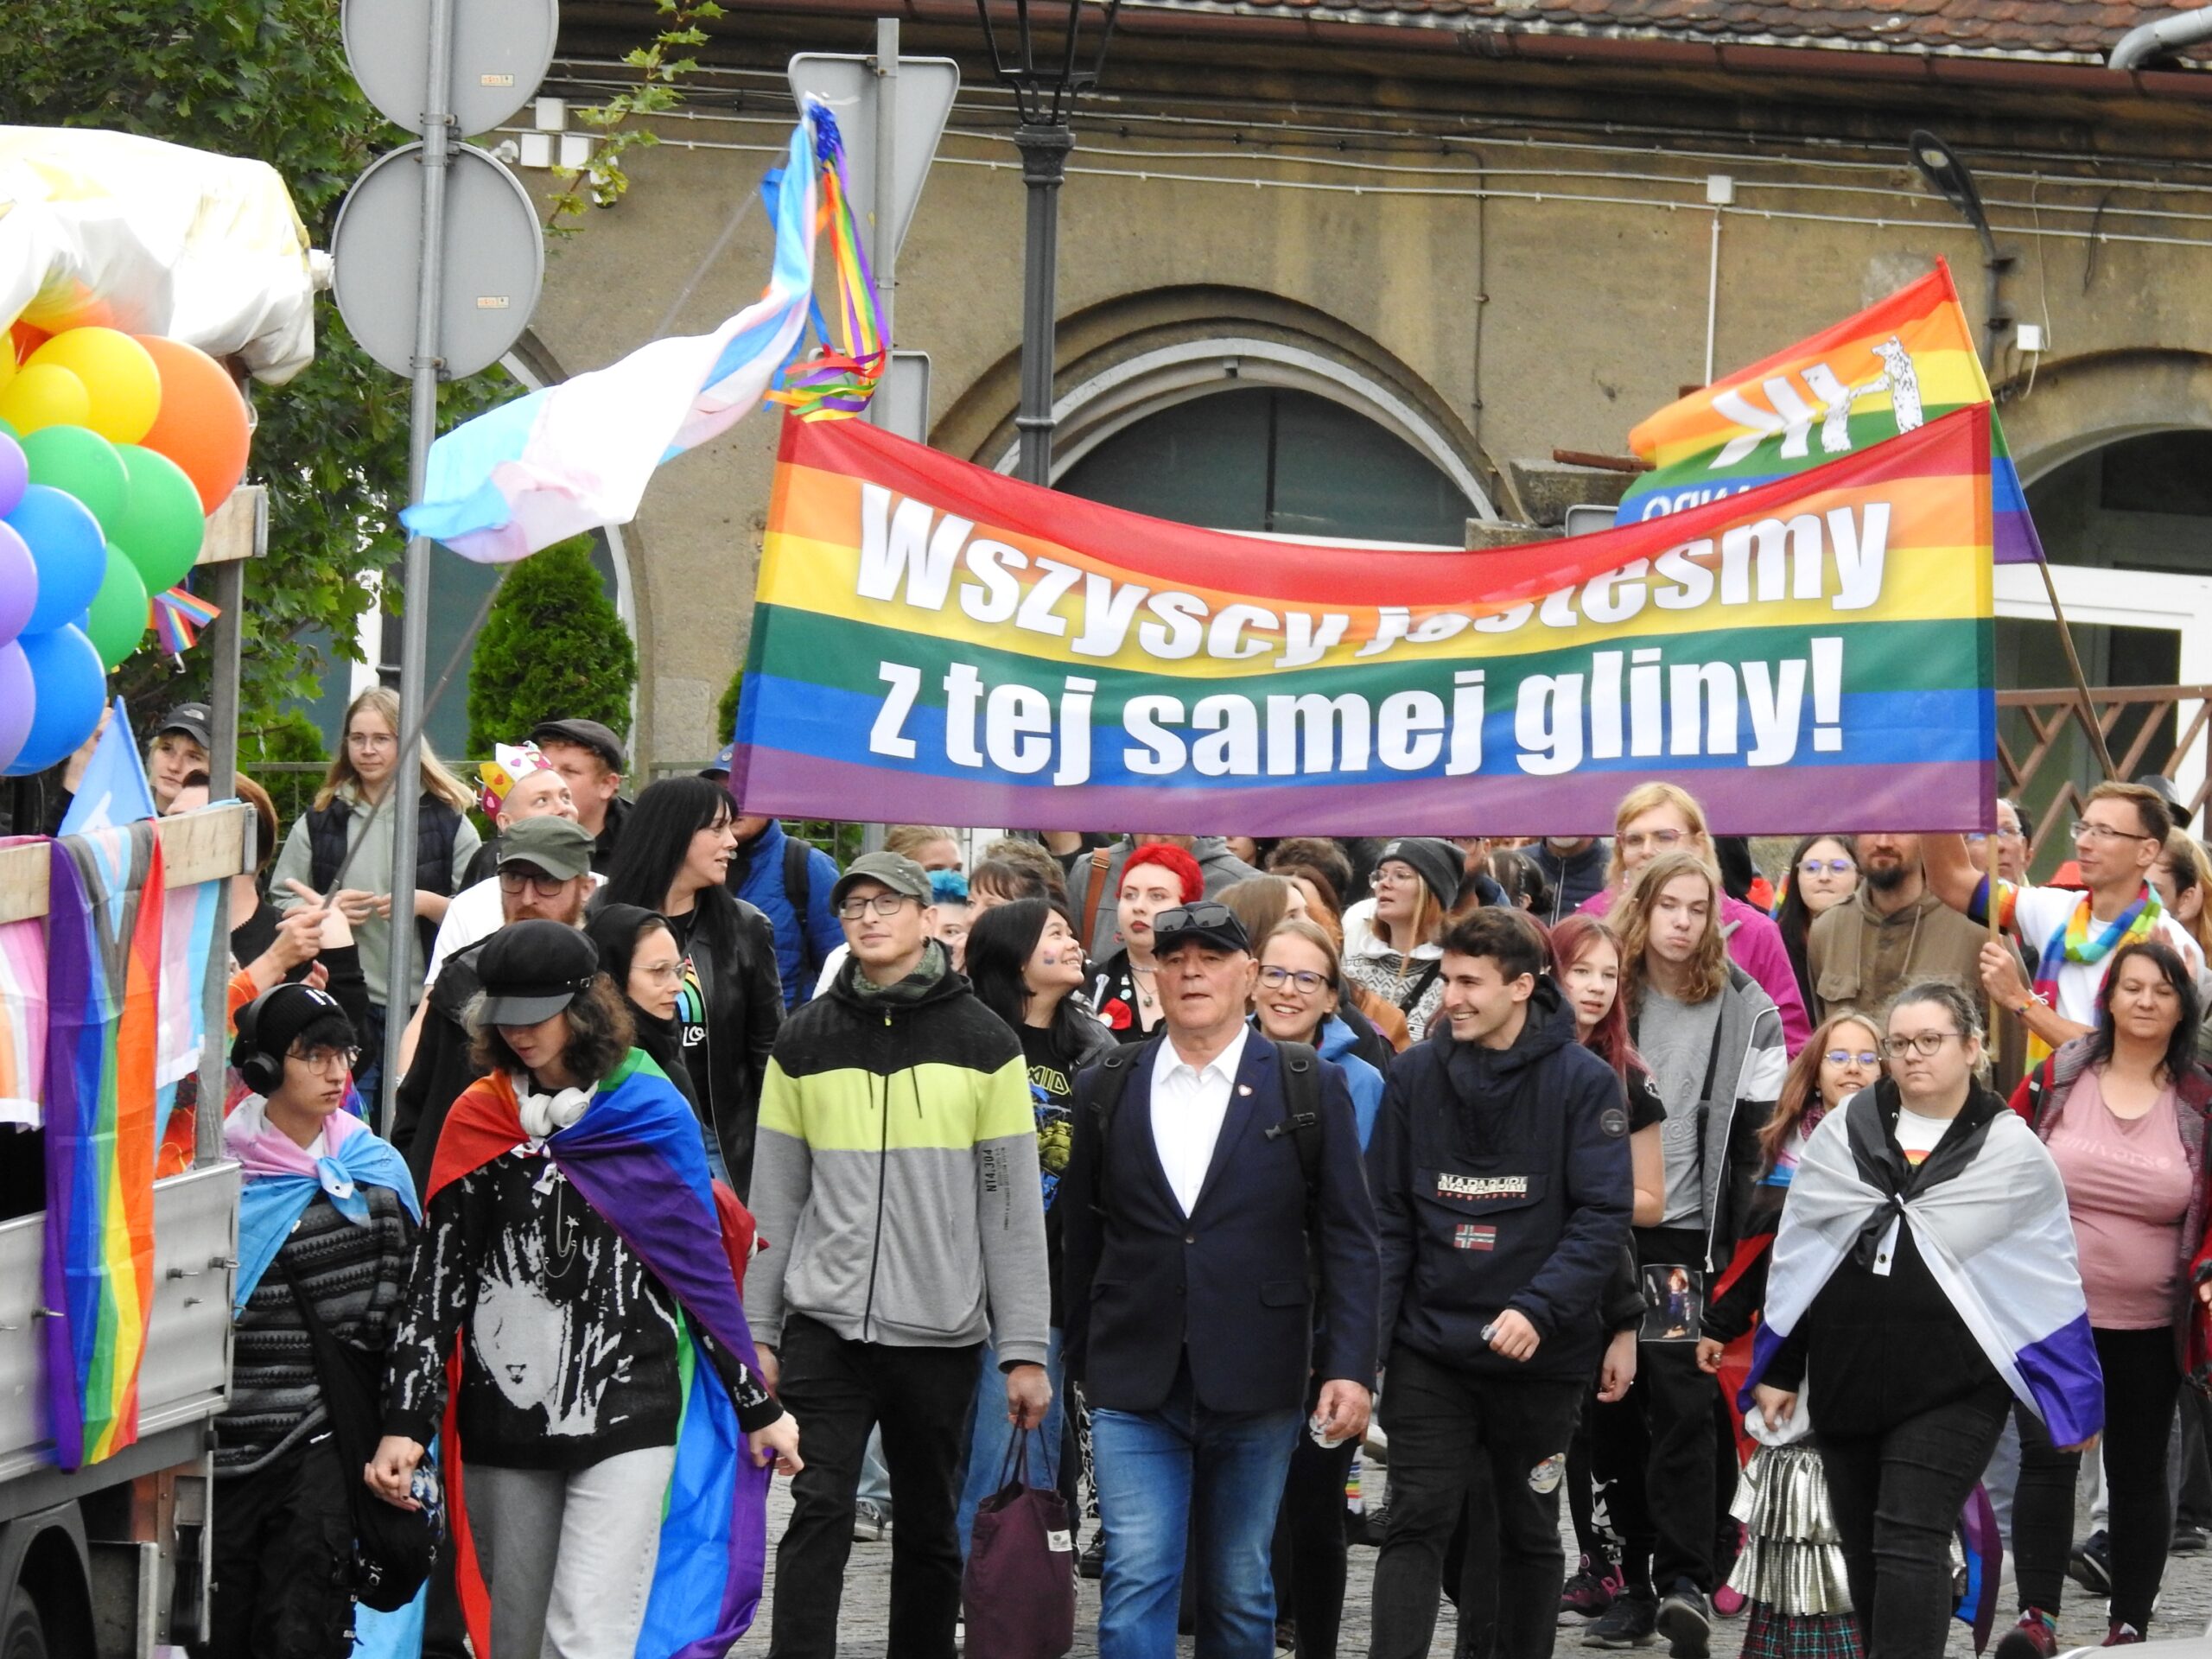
[132,336,251,514]
[10,322,49,365]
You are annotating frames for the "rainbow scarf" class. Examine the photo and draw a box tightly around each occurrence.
[41,822,164,1471]
[431,1052,772,1658]
[2027,883,2160,1064]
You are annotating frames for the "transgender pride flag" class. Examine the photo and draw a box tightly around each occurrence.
[1747,1094,2103,1449]
[400,107,828,564]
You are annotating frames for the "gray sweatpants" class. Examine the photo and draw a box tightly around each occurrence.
[465,1444,677,1659]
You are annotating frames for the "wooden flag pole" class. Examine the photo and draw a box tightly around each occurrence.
[2034,558,2121,782]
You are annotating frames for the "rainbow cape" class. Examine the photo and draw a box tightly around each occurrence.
[429,1051,772,1658]
[41,821,163,1471]
[1617,260,2043,566]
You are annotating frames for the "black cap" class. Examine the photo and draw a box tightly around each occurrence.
[476,920,599,1025]
[2136,773,2193,831]
[156,702,213,751]
[230,982,350,1071]
[528,718,627,773]
[1150,900,1251,957]
[1377,836,1464,912]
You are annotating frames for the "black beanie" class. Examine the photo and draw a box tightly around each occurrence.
[231,983,351,1072]
[1376,836,1464,912]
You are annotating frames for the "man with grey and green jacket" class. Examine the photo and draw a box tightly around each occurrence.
[747,849,1052,1659]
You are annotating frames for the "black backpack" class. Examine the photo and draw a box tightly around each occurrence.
[782,834,823,982]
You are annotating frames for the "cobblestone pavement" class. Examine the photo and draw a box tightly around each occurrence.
[739,1465,2212,1656]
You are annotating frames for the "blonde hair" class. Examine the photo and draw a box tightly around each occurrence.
[2164,827,2212,961]
[887,823,959,860]
[1618,849,1730,1007]
[1371,880,1442,960]
[1606,781,1713,891]
[315,686,474,815]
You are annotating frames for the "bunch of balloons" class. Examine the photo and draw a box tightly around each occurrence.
[0,324,252,778]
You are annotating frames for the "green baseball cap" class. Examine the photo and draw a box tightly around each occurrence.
[497,815,594,881]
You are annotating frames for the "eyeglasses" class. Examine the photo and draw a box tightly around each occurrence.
[2073,819,2155,845]
[346,732,396,750]
[837,892,916,919]
[499,869,572,897]
[1152,900,1241,940]
[1800,858,1856,876]
[1259,965,1330,994]
[1823,1048,1881,1068]
[1879,1032,1962,1058]
[1370,867,1419,888]
[289,1046,360,1073]
[634,961,683,985]
[1618,829,1689,855]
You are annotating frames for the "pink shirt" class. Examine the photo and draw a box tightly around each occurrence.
[2046,1068,2191,1330]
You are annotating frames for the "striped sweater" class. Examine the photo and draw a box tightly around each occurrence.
[217,1185,415,1476]
[745,944,1051,1364]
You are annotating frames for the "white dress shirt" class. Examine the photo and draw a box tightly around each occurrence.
[1149,1025,1250,1217]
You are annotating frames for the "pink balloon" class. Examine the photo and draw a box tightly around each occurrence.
[0,520,31,646]
[0,641,30,773]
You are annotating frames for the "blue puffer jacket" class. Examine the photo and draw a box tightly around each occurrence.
[729,819,843,1009]
[1315,1015,1386,1151]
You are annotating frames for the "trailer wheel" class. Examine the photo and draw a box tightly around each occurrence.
[0,1599,47,1659]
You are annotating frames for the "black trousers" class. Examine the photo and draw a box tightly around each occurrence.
[1367,1345,1582,1659]
[1589,1342,1714,1590]
[196,1434,356,1659]
[768,1313,983,1659]
[1820,1382,2011,1659]
[1269,1428,1358,1658]
[2014,1325,2181,1631]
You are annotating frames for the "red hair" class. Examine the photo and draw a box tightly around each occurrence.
[1124,843,1204,904]
[1549,913,1647,1084]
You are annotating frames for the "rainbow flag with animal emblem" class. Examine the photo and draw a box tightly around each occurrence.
[1616,259,2044,566]
[41,822,164,1470]
[730,402,1996,836]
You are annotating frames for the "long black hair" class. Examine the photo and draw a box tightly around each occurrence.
[599,777,740,938]
[2085,937,2202,1083]
[1776,833,1857,1010]
[583,903,697,1108]
[965,898,1090,1058]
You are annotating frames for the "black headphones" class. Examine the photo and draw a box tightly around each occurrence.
[230,983,342,1097]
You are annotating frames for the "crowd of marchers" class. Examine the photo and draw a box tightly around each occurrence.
[89,683,2212,1659]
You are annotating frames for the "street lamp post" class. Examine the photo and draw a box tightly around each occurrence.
[975,0,1121,487]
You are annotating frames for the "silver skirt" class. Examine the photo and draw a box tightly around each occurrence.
[1727,1442,1854,1616]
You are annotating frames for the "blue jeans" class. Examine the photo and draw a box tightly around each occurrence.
[1089,1365,1300,1659]
[957,1332,1065,1557]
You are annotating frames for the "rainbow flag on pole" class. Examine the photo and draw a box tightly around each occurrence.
[1616,260,2044,566]
[41,822,163,1470]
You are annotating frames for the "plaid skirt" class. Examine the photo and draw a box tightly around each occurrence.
[1740,1605,1865,1659]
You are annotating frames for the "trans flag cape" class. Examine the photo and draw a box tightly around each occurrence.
[41,822,163,1471]
[1617,260,2044,567]
[401,105,831,565]
[226,1096,421,1314]
[1745,1087,2103,1448]
[429,1051,772,1659]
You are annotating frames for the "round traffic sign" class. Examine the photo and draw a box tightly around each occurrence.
[330,143,544,380]
[343,0,559,137]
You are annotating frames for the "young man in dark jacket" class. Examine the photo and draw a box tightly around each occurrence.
[1364,907,1635,1659]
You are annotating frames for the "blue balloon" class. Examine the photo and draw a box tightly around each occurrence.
[6,624,105,776]
[7,484,107,635]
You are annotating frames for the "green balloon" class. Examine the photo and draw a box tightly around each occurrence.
[84,543,149,669]
[22,423,128,534]
[112,443,205,592]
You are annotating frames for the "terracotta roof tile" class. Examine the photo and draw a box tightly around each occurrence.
[1123,0,2211,66]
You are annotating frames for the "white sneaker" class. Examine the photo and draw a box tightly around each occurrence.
[852,1497,891,1541]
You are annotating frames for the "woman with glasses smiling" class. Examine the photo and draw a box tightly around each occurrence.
[585,905,699,1115]
[1996,938,2212,1653]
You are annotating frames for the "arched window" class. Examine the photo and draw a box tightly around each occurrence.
[1057,385,1477,544]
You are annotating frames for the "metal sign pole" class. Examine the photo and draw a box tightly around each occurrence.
[381,0,454,1129]
[861,16,899,859]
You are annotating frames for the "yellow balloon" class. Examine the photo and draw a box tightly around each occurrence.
[0,347,14,393]
[0,363,91,435]
[29,327,161,444]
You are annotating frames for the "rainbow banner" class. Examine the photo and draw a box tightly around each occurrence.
[730,404,1997,836]
[1616,260,2043,566]
[41,822,163,1471]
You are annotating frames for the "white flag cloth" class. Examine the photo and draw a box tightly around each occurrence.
[1748,1089,2104,1447]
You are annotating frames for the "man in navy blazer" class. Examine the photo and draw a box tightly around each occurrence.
[1062,900,1379,1659]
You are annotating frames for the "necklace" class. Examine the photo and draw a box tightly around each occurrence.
[1131,963,1158,1009]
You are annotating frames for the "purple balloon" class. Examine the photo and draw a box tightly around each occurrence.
[0,520,31,647]
[0,432,24,518]
[0,641,30,774]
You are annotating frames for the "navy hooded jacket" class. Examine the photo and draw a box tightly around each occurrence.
[729,817,843,1010]
[1368,979,1634,1381]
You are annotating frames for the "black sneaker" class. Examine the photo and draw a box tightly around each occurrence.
[1584,1590,1658,1649]
[1077,1530,1105,1580]
[2069,1529,2113,1598]
[1656,1582,1712,1659]
[2173,1522,2209,1554]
